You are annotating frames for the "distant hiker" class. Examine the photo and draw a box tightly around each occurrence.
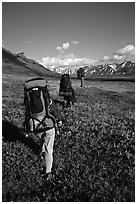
[77,67,85,87]
[23,77,62,180]
[59,74,76,107]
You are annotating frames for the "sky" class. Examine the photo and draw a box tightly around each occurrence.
[2,2,135,70]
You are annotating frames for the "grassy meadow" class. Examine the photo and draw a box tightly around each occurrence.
[2,72,135,201]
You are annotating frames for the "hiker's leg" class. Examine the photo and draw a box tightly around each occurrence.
[67,96,71,107]
[82,77,84,87]
[72,89,76,104]
[42,128,55,174]
[80,77,83,87]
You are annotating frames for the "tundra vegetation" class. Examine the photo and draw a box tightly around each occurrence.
[2,74,135,202]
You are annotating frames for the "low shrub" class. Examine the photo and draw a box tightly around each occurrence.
[2,140,43,202]
[2,85,135,201]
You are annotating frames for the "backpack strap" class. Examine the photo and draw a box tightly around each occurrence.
[28,114,56,134]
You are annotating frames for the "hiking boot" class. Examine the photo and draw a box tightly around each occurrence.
[46,172,54,181]
[40,166,46,175]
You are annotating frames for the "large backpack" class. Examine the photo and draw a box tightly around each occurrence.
[59,74,73,97]
[23,77,56,134]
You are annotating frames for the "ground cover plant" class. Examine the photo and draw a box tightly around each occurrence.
[2,75,135,202]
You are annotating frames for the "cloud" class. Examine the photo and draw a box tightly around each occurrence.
[103,54,125,62]
[102,44,135,63]
[26,40,32,44]
[39,54,98,70]
[117,45,135,55]
[56,46,63,53]
[56,41,79,53]
[72,40,79,45]
[39,44,135,70]
[103,56,110,61]
[62,42,70,50]
[56,42,70,53]
[113,55,125,61]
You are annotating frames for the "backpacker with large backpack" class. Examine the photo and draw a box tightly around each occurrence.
[59,74,76,107]
[23,77,56,135]
[59,74,73,97]
[77,68,85,87]
[77,67,85,79]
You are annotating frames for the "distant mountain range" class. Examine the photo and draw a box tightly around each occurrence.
[2,47,135,78]
[54,61,135,77]
[2,47,59,77]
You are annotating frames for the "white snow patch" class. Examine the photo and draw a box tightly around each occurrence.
[110,70,114,74]
[90,70,96,74]
[109,64,117,71]
[122,62,127,67]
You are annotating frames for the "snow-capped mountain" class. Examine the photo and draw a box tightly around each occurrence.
[53,65,80,75]
[54,61,135,77]
[115,61,135,75]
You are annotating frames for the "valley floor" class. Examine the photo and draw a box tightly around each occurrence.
[2,74,135,202]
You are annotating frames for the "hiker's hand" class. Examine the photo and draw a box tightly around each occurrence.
[58,121,62,127]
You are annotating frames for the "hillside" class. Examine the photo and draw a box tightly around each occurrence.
[2,47,60,78]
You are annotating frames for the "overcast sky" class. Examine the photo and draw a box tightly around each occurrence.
[2,2,135,69]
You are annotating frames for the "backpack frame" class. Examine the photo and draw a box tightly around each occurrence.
[59,74,73,97]
[24,77,56,134]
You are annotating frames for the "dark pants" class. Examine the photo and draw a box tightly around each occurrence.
[64,89,76,107]
[80,77,84,87]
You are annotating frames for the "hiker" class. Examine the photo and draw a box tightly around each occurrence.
[59,74,76,107]
[77,67,85,87]
[24,77,62,180]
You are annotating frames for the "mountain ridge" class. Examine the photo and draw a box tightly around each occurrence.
[2,47,60,78]
[2,47,135,78]
[54,61,135,77]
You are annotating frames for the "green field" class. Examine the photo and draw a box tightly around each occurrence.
[2,72,135,201]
